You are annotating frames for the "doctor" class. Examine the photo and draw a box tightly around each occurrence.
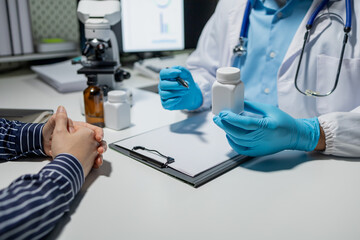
[158,0,360,157]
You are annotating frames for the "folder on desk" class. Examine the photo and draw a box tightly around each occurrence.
[110,111,251,188]
[0,108,53,123]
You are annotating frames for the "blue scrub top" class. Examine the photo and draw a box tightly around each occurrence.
[233,0,312,106]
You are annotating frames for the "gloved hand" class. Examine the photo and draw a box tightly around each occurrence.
[158,66,203,110]
[213,101,320,156]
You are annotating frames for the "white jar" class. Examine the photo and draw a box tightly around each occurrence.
[212,67,244,115]
[104,90,131,130]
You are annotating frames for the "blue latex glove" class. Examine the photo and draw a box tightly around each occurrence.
[158,66,203,110]
[213,101,320,156]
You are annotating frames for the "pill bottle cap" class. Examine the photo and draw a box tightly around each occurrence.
[216,67,241,84]
[108,90,127,103]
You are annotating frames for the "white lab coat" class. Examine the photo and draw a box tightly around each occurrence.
[186,0,360,157]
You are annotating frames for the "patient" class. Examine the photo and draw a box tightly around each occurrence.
[0,106,107,239]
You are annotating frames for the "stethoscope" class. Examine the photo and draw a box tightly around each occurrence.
[233,0,353,97]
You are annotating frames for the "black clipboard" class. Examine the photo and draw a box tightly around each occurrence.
[109,111,251,188]
[110,143,250,188]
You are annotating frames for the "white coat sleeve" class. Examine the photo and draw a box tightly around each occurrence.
[186,1,231,111]
[318,106,360,157]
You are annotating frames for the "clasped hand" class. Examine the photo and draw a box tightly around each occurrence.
[213,101,320,157]
[42,106,107,177]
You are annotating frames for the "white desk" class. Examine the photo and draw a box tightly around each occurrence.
[1,69,360,240]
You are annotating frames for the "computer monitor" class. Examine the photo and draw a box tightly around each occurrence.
[121,0,185,53]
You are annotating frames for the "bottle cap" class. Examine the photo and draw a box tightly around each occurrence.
[216,67,241,84]
[108,90,127,103]
[87,75,98,85]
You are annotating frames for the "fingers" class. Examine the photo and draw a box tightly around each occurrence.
[45,114,56,132]
[93,155,103,169]
[66,119,106,172]
[171,66,193,80]
[42,114,56,157]
[159,68,182,80]
[215,110,268,130]
[160,97,183,110]
[159,66,193,86]
[213,114,265,143]
[93,141,106,169]
[73,121,104,142]
[74,127,98,170]
[68,118,75,133]
[159,89,188,100]
[226,135,261,156]
[88,124,103,142]
[97,140,107,154]
[159,79,189,91]
[226,135,248,154]
[213,114,251,134]
[54,106,69,132]
[225,130,263,148]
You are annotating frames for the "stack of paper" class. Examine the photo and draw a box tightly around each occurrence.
[31,60,87,93]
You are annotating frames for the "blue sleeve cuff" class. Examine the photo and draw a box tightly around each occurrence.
[9,122,47,160]
[1,119,47,160]
[19,122,47,157]
[41,154,85,196]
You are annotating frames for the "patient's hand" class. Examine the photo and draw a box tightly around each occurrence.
[42,106,107,169]
[69,119,107,169]
[50,106,99,177]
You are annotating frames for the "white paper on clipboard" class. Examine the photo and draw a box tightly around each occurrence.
[114,111,239,177]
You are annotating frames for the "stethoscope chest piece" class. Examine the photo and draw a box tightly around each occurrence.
[233,37,247,56]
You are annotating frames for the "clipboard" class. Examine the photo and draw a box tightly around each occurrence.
[110,111,251,188]
[0,108,53,123]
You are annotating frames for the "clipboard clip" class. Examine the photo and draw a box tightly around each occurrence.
[132,146,175,168]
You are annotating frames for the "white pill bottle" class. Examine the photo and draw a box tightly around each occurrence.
[212,67,244,115]
[104,90,131,130]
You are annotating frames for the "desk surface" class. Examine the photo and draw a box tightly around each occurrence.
[1,69,360,240]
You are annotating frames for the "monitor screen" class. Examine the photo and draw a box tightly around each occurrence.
[121,0,184,53]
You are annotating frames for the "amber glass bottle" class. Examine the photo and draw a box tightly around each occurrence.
[83,75,105,127]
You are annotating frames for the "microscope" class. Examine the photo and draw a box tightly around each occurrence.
[75,0,130,92]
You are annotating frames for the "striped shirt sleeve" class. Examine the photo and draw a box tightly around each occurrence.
[0,118,47,160]
[0,154,85,240]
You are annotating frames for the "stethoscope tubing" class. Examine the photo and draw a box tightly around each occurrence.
[307,0,330,28]
[240,0,352,36]
[239,0,352,40]
[240,1,252,38]
[345,0,352,31]
[236,0,353,97]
